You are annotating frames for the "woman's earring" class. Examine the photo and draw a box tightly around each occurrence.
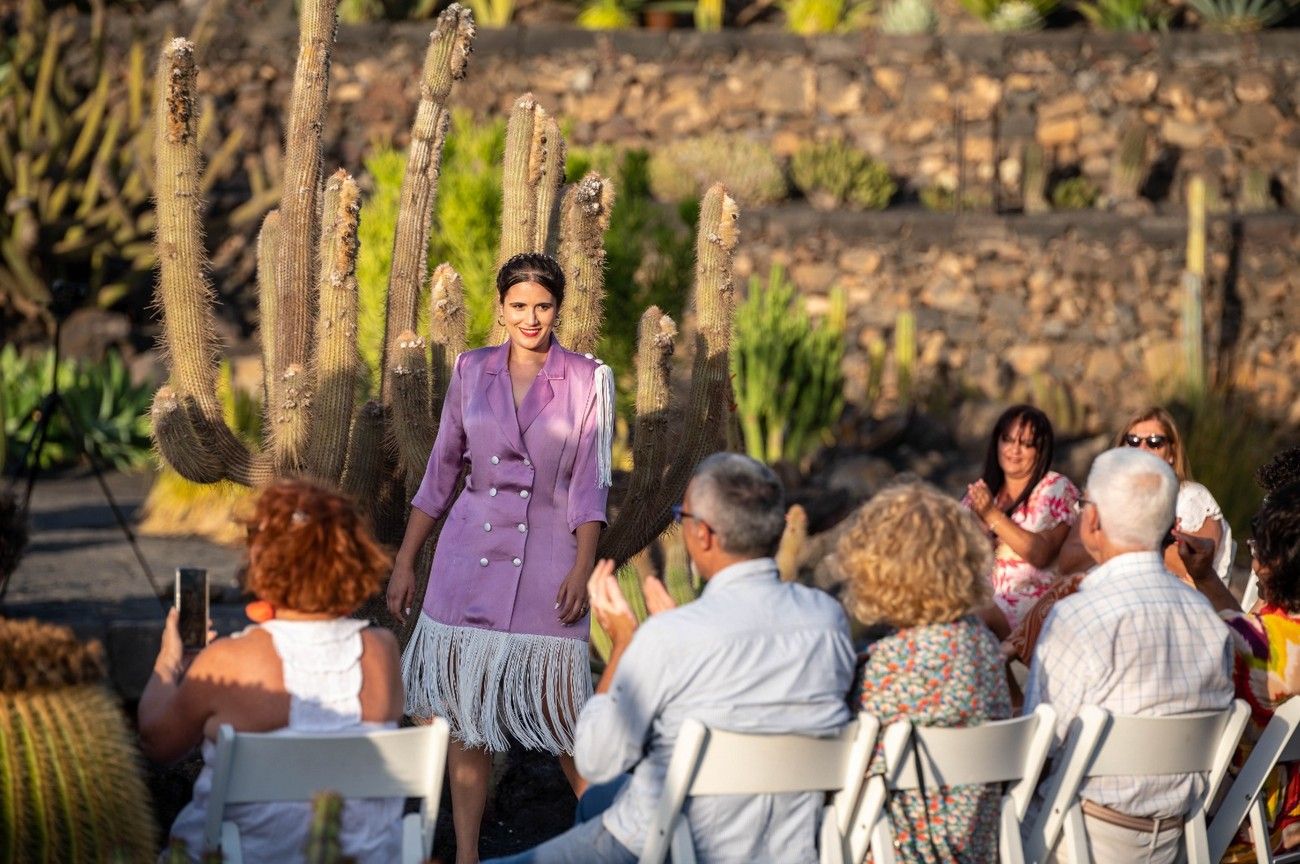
[497,315,504,327]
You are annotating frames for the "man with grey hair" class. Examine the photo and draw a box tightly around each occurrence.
[485,452,855,864]
[1024,447,1233,864]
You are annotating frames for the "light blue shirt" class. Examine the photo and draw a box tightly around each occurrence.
[574,557,855,863]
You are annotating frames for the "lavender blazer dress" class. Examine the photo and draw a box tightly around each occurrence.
[401,339,610,754]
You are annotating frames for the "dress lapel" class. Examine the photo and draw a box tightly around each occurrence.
[483,341,526,455]
[517,341,566,434]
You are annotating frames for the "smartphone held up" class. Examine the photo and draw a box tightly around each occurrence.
[174,567,209,651]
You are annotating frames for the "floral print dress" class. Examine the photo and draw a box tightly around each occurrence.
[963,471,1080,629]
[1220,605,1300,862]
[854,617,1012,864]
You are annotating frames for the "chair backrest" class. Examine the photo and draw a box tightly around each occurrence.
[1208,697,1300,862]
[639,714,879,864]
[847,704,1058,864]
[203,719,450,864]
[1028,701,1249,864]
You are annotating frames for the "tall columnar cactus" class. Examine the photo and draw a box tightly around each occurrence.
[0,618,157,862]
[1022,142,1049,214]
[1181,175,1207,398]
[1111,120,1148,203]
[149,0,738,627]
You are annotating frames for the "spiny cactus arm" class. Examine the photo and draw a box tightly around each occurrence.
[555,173,614,355]
[269,0,339,471]
[306,170,362,483]
[596,309,678,564]
[532,114,565,252]
[379,6,473,398]
[498,94,543,270]
[151,388,225,484]
[776,504,808,582]
[257,210,281,411]
[340,401,386,504]
[305,792,344,864]
[429,263,467,417]
[389,330,436,481]
[152,39,221,421]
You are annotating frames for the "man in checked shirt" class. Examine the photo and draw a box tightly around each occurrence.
[1025,446,1234,863]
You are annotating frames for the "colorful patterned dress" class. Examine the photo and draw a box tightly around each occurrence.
[1220,605,1300,862]
[963,471,1079,629]
[854,617,1012,864]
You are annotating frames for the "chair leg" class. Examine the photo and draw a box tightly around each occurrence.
[1062,806,1091,864]
[1186,816,1211,864]
[1251,798,1275,864]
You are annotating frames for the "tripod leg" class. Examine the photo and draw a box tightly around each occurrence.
[50,394,165,607]
[10,393,60,512]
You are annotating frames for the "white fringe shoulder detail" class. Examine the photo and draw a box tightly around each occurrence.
[594,362,615,489]
[401,615,593,754]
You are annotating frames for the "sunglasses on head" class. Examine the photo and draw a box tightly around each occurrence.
[1123,433,1169,449]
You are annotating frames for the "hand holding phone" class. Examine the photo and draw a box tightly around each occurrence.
[175,567,209,651]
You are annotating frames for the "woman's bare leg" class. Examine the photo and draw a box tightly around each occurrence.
[448,742,492,864]
[558,752,587,798]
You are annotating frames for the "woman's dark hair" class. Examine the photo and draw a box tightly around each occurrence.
[1258,447,1300,495]
[979,404,1055,516]
[1253,480,1300,613]
[496,252,566,307]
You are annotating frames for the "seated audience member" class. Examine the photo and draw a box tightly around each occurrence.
[1057,405,1233,583]
[1024,447,1234,864]
[485,452,855,864]
[138,480,404,863]
[963,404,1079,638]
[839,482,1011,862]
[1181,479,1300,861]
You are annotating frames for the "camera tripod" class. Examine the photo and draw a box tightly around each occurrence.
[0,307,163,607]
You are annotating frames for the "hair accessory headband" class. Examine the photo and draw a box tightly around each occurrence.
[291,509,309,526]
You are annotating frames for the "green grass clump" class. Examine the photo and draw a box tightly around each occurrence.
[1051,176,1100,210]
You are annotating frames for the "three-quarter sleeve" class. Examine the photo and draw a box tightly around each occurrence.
[410,352,467,520]
[566,377,609,533]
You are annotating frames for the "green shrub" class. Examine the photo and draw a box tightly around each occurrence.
[790,139,896,210]
[880,0,939,32]
[648,134,787,207]
[919,184,994,212]
[732,265,847,464]
[1076,0,1168,30]
[1051,176,1100,210]
[577,0,640,27]
[429,112,507,347]
[1,345,152,471]
[566,147,696,417]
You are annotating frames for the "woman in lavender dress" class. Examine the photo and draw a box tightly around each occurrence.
[385,253,612,864]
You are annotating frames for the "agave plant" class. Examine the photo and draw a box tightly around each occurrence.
[1187,0,1292,28]
[880,0,939,32]
[1076,0,1169,28]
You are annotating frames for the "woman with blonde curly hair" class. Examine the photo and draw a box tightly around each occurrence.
[841,481,1011,863]
[139,479,404,863]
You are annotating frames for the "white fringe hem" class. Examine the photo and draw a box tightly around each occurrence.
[402,614,592,755]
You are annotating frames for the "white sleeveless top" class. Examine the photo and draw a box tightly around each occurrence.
[166,618,402,863]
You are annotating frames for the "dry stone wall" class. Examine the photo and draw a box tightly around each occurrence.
[104,10,1300,429]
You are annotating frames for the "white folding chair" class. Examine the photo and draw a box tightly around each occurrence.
[846,704,1057,864]
[203,718,451,864]
[639,714,880,864]
[1026,700,1249,864]
[1209,697,1300,864]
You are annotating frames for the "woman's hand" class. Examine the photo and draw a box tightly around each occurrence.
[966,480,996,520]
[555,564,590,625]
[386,558,417,624]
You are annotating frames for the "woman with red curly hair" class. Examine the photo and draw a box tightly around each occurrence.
[138,479,404,863]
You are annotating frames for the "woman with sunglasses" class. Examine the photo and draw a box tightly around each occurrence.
[1058,406,1233,584]
[1180,479,1300,861]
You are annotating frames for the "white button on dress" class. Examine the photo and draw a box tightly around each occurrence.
[517,523,527,533]
[491,456,500,465]
[520,490,529,499]
[484,523,492,532]
[489,488,497,497]
[479,558,488,566]
[512,558,522,566]
[523,458,531,467]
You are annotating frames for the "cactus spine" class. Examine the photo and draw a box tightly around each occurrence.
[149,0,740,627]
